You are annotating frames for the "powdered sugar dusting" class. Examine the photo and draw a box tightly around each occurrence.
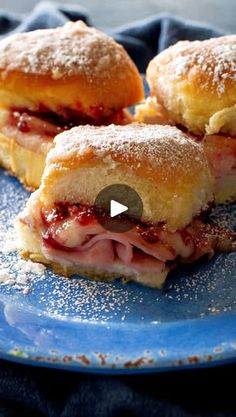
[167,36,236,95]
[0,223,46,291]
[48,124,207,178]
[34,276,145,322]
[0,21,126,81]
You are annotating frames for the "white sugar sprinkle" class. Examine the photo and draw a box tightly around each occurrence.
[0,221,46,291]
[0,21,127,81]
[166,36,236,95]
[48,123,207,179]
[0,269,11,283]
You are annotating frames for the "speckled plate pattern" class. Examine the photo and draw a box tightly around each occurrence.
[0,169,236,373]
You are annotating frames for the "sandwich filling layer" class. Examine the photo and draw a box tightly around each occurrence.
[0,107,132,155]
[20,201,235,283]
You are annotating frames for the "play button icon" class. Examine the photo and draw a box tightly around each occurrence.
[94,184,143,233]
[110,200,128,218]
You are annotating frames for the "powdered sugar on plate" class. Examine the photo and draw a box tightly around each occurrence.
[0,222,46,292]
[0,175,46,292]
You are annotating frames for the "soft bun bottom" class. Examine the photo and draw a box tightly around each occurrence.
[18,220,169,288]
[0,132,45,189]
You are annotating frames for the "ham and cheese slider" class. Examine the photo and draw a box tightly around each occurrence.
[136,36,236,204]
[17,124,235,288]
[0,21,144,189]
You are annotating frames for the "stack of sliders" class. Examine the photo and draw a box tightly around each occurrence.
[136,36,236,204]
[17,124,235,288]
[0,21,144,189]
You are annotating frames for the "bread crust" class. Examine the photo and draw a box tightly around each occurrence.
[0,22,143,188]
[39,124,214,231]
[16,124,214,287]
[147,36,236,135]
[0,21,144,117]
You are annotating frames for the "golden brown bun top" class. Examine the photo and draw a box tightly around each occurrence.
[0,21,144,115]
[147,36,236,135]
[39,124,214,231]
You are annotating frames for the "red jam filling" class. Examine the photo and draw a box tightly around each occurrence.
[41,203,97,228]
[9,105,128,136]
[41,203,167,246]
[41,204,100,251]
[41,203,70,225]
[9,111,63,137]
[14,114,31,133]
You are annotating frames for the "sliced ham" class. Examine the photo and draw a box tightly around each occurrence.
[47,238,115,267]
[41,203,235,276]
[43,215,196,274]
[0,109,58,155]
[115,242,133,264]
[0,107,133,157]
[48,219,179,262]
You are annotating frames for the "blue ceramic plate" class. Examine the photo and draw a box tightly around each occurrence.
[0,169,236,373]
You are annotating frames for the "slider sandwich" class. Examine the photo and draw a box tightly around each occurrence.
[136,36,236,203]
[17,124,235,288]
[0,21,144,189]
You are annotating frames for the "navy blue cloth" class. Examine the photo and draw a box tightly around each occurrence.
[0,2,232,417]
[1,359,236,417]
